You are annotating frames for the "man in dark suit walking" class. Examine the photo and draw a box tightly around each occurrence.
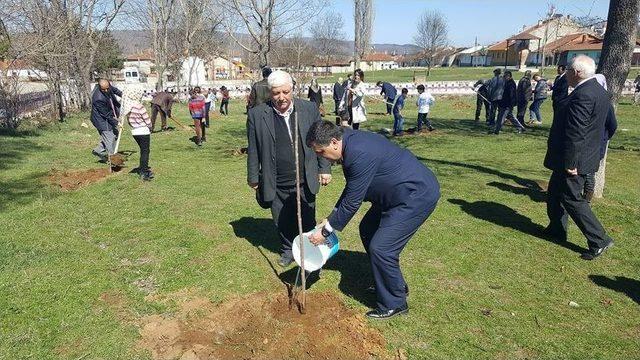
[247,70,332,267]
[307,121,440,319]
[551,64,569,111]
[543,55,614,260]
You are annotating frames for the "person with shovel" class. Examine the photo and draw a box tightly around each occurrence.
[120,86,154,181]
[90,78,122,163]
[246,70,332,268]
[307,120,440,319]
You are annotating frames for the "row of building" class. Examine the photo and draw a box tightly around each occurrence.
[3,15,639,83]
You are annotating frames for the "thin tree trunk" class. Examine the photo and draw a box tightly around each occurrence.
[593,0,640,198]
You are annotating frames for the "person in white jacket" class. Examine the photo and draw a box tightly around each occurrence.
[338,68,367,130]
[416,84,435,132]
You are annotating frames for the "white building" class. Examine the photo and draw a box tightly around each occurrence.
[123,50,155,76]
[180,56,207,85]
[456,46,490,67]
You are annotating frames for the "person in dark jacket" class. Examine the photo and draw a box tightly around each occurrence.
[150,91,175,131]
[248,67,272,109]
[332,77,345,115]
[492,71,524,134]
[583,74,617,202]
[90,79,122,162]
[486,68,504,126]
[516,70,533,126]
[246,70,332,267]
[307,78,324,114]
[473,79,490,122]
[307,121,440,319]
[550,65,569,112]
[376,81,397,115]
[543,55,614,260]
[529,74,547,124]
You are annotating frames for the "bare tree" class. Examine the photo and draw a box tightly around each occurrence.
[218,0,325,69]
[129,0,177,91]
[271,33,315,71]
[413,10,448,76]
[353,0,374,69]
[593,0,640,199]
[311,11,345,73]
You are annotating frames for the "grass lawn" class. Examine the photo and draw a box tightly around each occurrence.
[1,93,639,359]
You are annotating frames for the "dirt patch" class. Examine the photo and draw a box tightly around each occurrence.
[138,291,390,360]
[452,101,472,110]
[231,147,248,156]
[47,168,114,191]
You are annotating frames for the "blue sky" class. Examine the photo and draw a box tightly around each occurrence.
[329,0,610,46]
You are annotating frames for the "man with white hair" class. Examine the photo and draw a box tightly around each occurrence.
[246,70,333,267]
[543,55,614,260]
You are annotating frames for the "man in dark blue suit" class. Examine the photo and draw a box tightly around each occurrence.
[307,121,440,319]
[376,81,397,115]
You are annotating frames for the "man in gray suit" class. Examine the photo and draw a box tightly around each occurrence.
[247,70,332,267]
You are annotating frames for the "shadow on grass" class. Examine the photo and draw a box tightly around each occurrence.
[419,157,547,192]
[447,199,585,254]
[425,118,550,138]
[0,130,46,171]
[486,181,546,203]
[589,275,640,305]
[0,171,51,212]
[230,216,376,308]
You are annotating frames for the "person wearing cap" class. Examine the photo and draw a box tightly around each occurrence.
[246,70,332,268]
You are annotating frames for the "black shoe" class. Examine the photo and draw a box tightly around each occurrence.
[367,284,409,296]
[581,241,614,260]
[201,136,207,142]
[141,170,154,180]
[517,128,525,134]
[196,140,203,146]
[278,254,294,268]
[428,126,434,131]
[92,150,108,163]
[365,305,409,320]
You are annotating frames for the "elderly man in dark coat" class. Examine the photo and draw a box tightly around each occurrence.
[246,70,332,267]
[543,55,614,260]
[90,79,122,162]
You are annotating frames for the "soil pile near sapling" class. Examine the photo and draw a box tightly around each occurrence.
[138,291,390,360]
[452,101,472,110]
[48,168,113,191]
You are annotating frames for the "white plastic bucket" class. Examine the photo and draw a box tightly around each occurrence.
[292,230,339,272]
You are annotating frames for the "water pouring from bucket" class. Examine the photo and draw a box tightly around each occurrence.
[292,230,339,272]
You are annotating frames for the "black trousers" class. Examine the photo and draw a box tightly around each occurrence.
[220,99,229,115]
[516,100,529,124]
[270,184,316,257]
[359,202,437,311]
[546,171,612,249]
[150,104,167,131]
[475,95,490,121]
[133,134,150,171]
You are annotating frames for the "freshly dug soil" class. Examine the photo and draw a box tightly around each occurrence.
[109,153,127,166]
[48,168,113,191]
[138,291,390,360]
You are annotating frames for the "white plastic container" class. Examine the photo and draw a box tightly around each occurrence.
[292,230,339,272]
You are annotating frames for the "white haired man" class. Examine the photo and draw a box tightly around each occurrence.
[246,70,333,267]
[543,55,615,260]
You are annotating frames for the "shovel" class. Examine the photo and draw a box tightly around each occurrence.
[108,121,126,169]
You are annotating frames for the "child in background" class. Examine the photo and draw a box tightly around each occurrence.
[392,88,408,136]
[188,86,206,146]
[120,86,154,181]
[219,86,230,115]
[416,84,435,132]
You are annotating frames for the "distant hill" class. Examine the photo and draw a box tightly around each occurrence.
[111,30,422,59]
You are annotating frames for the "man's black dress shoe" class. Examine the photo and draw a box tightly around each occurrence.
[278,254,294,267]
[365,305,409,320]
[581,241,614,260]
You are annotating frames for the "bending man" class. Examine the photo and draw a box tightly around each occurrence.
[307,121,440,319]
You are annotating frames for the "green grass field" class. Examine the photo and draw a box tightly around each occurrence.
[1,93,639,359]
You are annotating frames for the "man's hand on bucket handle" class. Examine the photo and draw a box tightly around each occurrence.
[309,229,326,246]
